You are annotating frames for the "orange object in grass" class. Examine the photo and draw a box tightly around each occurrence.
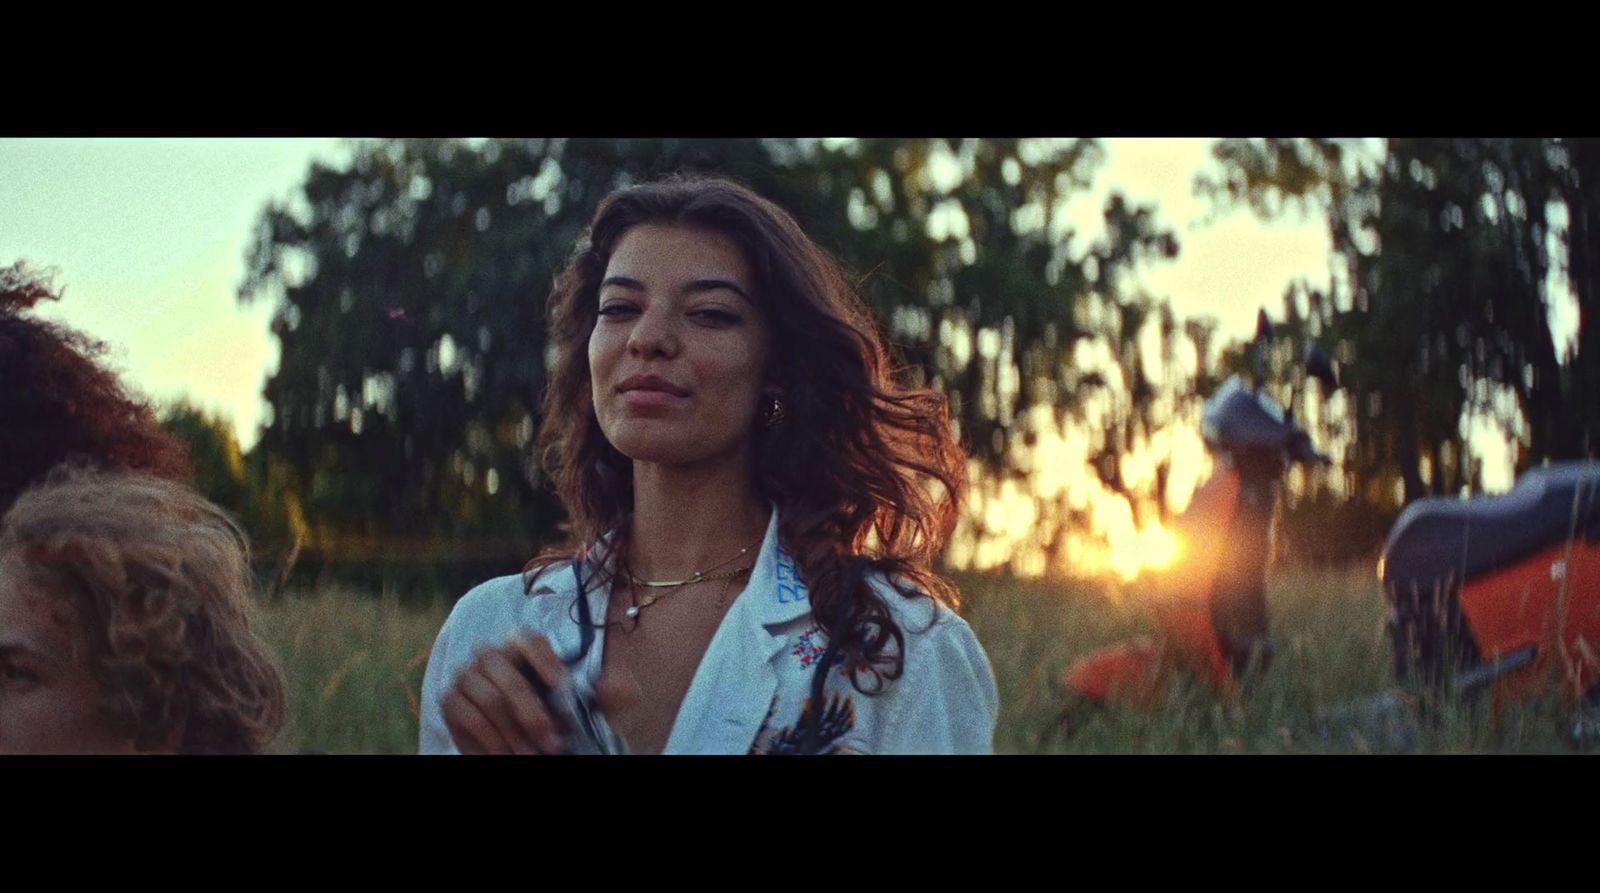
[1458,536,1600,704]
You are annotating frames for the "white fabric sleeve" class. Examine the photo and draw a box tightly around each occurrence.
[418,601,465,755]
[416,572,562,755]
[878,610,999,755]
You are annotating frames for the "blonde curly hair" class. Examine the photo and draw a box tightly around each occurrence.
[0,467,284,753]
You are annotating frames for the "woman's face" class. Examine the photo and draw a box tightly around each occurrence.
[589,224,773,471]
[0,556,139,754]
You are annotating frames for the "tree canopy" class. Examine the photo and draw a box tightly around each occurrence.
[1200,138,1598,560]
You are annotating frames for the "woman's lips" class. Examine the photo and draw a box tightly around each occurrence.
[619,388,687,408]
[617,374,689,407]
[618,374,688,395]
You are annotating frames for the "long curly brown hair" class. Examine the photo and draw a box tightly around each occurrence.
[531,175,967,693]
[0,262,191,512]
[0,468,285,754]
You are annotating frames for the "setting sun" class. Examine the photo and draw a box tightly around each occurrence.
[1109,524,1181,581]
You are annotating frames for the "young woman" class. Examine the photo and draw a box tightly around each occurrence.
[419,176,997,755]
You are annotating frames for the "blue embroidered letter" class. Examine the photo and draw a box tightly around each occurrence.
[774,554,807,604]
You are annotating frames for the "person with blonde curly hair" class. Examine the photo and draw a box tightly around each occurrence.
[0,468,284,754]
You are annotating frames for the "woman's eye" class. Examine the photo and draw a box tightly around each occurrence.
[0,664,39,686]
[692,308,741,326]
[597,303,638,319]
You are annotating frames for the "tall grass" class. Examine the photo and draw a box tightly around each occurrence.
[962,566,1586,754]
[256,567,1590,754]
[256,587,449,754]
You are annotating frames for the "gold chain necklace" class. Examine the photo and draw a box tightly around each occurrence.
[622,565,752,620]
[594,536,763,628]
[624,537,762,588]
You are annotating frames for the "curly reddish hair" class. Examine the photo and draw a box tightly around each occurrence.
[0,468,285,754]
[0,262,191,512]
[531,176,968,693]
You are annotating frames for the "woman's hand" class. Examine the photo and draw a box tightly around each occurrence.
[440,634,638,755]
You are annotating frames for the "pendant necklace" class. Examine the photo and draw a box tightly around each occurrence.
[598,536,762,628]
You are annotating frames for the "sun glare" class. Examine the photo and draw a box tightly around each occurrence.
[949,404,1207,583]
[1113,524,1180,580]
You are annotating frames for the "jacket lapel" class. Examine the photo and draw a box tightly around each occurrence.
[526,545,615,677]
[664,508,812,754]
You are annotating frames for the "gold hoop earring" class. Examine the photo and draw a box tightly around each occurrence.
[763,396,787,429]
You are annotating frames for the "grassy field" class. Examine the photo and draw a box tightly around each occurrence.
[257,587,449,754]
[256,568,1591,754]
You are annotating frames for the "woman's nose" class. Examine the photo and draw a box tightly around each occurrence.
[626,305,679,358]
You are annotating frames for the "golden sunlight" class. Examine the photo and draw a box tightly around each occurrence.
[947,404,1207,583]
[1108,523,1181,581]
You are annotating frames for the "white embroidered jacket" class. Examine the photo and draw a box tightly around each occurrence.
[418,510,999,754]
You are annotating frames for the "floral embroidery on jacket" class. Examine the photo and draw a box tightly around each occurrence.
[791,626,828,668]
[748,692,857,755]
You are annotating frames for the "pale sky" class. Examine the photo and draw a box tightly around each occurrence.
[2,138,351,449]
[3,137,1339,452]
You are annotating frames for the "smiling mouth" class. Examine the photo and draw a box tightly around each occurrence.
[618,375,690,397]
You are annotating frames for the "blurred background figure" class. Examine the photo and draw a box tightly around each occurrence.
[0,468,285,754]
[0,261,191,512]
[0,262,283,754]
